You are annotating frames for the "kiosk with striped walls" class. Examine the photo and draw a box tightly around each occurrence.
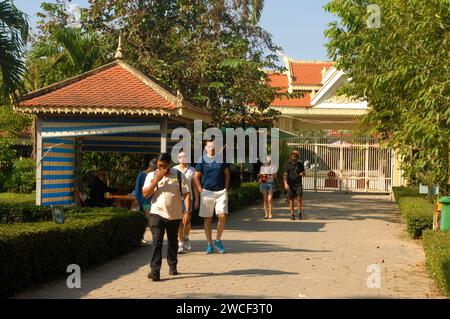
[15,59,211,207]
[36,117,189,206]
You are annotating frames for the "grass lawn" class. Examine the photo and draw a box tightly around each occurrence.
[0,193,35,205]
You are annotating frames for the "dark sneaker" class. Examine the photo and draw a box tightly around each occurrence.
[214,240,225,254]
[290,215,295,220]
[169,268,179,276]
[147,271,160,281]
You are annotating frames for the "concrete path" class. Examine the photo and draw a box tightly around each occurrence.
[17,191,444,299]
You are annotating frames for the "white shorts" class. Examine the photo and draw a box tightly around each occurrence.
[199,189,228,218]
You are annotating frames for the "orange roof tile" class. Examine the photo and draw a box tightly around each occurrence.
[267,72,311,108]
[19,63,174,110]
[267,73,289,93]
[17,61,210,120]
[271,93,311,108]
[290,61,334,86]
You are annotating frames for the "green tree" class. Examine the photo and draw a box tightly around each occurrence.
[0,0,29,102]
[325,0,450,196]
[23,2,111,91]
[86,0,283,126]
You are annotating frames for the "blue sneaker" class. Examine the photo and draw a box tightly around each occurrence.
[214,240,225,254]
[206,244,214,254]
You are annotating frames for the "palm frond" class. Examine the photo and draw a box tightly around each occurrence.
[0,0,29,101]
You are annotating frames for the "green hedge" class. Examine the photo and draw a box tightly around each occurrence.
[422,230,450,297]
[0,211,147,298]
[0,204,52,224]
[0,192,35,205]
[228,182,261,213]
[0,204,131,224]
[393,187,434,239]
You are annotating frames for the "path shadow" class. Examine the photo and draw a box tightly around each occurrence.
[158,268,299,283]
[183,239,331,254]
[231,191,401,225]
[16,236,329,299]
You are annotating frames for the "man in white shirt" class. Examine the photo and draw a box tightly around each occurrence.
[173,149,198,254]
[142,153,190,281]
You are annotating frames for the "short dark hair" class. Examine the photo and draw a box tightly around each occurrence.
[148,158,157,171]
[157,152,171,163]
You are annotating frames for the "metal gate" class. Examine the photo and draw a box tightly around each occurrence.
[285,132,394,193]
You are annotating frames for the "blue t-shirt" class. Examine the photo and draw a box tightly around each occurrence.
[195,157,228,191]
[134,170,151,211]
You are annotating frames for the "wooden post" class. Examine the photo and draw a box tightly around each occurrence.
[35,118,42,206]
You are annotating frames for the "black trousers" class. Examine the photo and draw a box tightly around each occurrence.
[149,214,181,274]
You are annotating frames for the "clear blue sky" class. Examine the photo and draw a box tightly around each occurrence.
[13,0,335,61]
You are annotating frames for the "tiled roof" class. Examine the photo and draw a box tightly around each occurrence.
[267,73,289,93]
[271,93,311,108]
[290,61,334,86]
[267,72,311,108]
[17,61,209,118]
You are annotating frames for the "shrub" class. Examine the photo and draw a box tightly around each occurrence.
[393,187,434,239]
[0,204,52,224]
[228,182,260,213]
[0,139,17,192]
[422,230,450,297]
[6,158,36,194]
[0,204,132,224]
[0,192,35,205]
[0,211,147,298]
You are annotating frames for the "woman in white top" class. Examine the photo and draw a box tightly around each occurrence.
[258,156,278,219]
[174,149,198,254]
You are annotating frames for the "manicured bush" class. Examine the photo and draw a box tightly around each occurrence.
[422,230,450,297]
[0,211,147,298]
[0,192,35,205]
[0,204,131,224]
[393,186,434,239]
[0,203,52,224]
[228,182,260,213]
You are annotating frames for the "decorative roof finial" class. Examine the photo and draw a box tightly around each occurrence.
[115,34,123,60]
[176,90,184,106]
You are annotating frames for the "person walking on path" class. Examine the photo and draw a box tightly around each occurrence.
[142,153,190,281]
[174,149,198,254]
[258,155,277,219]
[134,158,157,213]
[194,139,230,254]
[283,150,305,221]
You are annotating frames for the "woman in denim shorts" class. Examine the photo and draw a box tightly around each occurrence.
[258,156,278,219]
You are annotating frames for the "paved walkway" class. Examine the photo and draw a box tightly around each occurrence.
[18,192,444,299]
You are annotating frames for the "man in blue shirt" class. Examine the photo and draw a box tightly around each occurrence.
[194,139,230,254]
[134,159,157,212]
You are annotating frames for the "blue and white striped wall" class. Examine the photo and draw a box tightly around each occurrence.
[41,137,75,206]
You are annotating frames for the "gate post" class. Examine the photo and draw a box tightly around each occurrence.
[314,134,318,192]
[365,137,369,192]
[339,132,344,192]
